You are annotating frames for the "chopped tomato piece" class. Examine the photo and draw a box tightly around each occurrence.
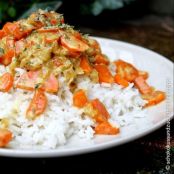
[91,99,110,120]
[142,91,166,107]
[115,59,139,82]
[26,89,47,120]
[134,76,152,94]
[60,34,89,53]
[73,89,88,108]
[94,54,109,65]
[0,72,13,92]
[94,64,114,83]
[114,74,129,88]
[95,122,119,135]
[138,71,149,79]
[80,56,92,73]
[0,128,13,147]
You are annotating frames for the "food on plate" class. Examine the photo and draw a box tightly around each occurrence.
[0,10,165,149]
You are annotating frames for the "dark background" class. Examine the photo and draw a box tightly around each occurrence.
[0,0,174,173]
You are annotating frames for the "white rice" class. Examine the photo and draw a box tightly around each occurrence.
[0,63,147,149]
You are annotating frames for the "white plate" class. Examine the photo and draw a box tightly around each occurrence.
[0,37,173,158]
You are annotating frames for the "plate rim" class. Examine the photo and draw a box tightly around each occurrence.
[0,37,173,158]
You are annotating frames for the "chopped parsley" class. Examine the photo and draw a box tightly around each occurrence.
[0,47,4,57]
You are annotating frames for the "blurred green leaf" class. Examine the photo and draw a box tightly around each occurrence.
[81,0,135,16]
[8,7,16,18]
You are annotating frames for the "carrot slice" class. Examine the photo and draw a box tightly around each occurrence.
[95,122,119,135]
[114,74,129,88]
[16,71,59,93]
[94,54,109,65]
[60,34,89,53]
[91,99,110,120]
[142,91,166,107]
[0,50,15,66]
[73,89,88,108]
[43,74,59,93]
[26,89,47,120]
[115,59,139,82]
[134,76,152,94]
[16,71,39,91]
[0,128,13,147]
[0,30,5,39]
[0,72,13,92]
[138,71,149,79]
[94,64,114,83]
[80,56,92,73]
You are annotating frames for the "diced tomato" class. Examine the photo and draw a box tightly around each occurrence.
[142,91,166,107]
[94,64,114,83]
[114,74,129,88]
[80,56,92,73]
[0,128,13,147]
[134,76,152,94]
[26,89,47,120]
[91,99,110,120]
[95,122,120,135]
[115,60,139,82]
[94,54,109,65]
[73,89,88,108]
[0,72,14,92]
[60,34,89,53]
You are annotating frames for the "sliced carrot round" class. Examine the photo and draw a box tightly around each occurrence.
[91,99,110,120]
[73,89,88,108]
[114,74,129,88]
[0,128,13,147]
[60,34,89,53]
[0,72,14,92]
[94,64,114,83]
[94,54,109,65]
[95,122,119,135]
[80,56,92,73]
[142,90,166,107]
[26,89,47,120]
